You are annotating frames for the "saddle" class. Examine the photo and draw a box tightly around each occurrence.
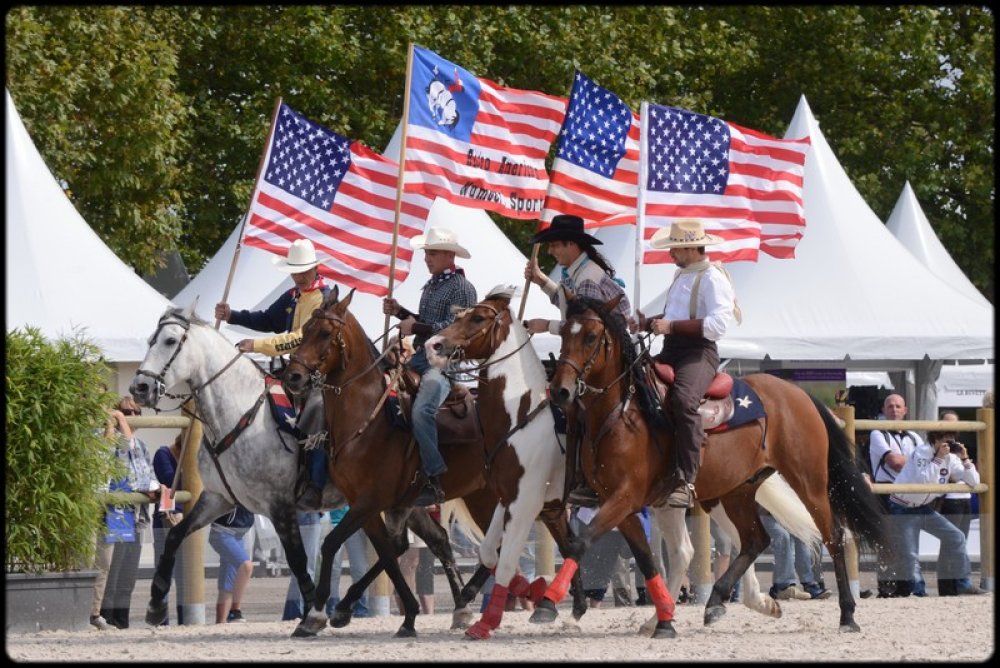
[394,367,482,445]
[645,362,736,432]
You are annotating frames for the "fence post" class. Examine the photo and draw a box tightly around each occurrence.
[690,503,712,603]
[179,402,207,624]
[977,407,994,591]
[535,519,556,579]
[835,405,861,597]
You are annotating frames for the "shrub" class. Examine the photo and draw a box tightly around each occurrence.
[5,327,123,573]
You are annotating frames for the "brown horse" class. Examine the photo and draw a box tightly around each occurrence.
[535,291,890,633]
[282,286,498,638]
[425,286,589,639]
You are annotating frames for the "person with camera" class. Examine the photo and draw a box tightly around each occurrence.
[936,410,982,595]
[887,425,985,597]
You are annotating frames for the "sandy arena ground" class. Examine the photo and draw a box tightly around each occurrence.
[5,592,994,662]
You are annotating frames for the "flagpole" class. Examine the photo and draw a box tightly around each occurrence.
[215,96,284,330]
[517,243,540,321]
[384,43,416,347]
[633,101,650,319]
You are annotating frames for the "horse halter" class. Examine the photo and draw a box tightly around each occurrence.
[137,315,192,403]
[556,315,615,397]
[289,309,349,389]
[442,302,506,364]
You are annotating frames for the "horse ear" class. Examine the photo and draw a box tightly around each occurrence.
[322,286,339,310]
[183,296,200,320]
[339,287,356,310]
[598,292,623,317]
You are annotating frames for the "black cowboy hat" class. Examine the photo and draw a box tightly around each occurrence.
[529,214,603,247]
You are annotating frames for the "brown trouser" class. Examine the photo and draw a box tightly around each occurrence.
[655,336,719,484]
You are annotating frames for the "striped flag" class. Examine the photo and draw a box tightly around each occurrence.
[402,45,566,220]
[640,102,811,263]
[245,102,429,296]
[542,71,639,228]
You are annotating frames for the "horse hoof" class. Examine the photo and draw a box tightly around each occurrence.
[292,611,328,638]
[329,609,353,628]
[451,608,475,630]
[528,599,558,624]
[839,622,861,633]
[464,621,492,640]
[638,613,658,637]
[704,604,727,626]
[652,620,678,639]
[394,625,417,638]
[145,599,168,627]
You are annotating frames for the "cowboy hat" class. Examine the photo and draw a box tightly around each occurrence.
[272,238,325,273]
[529,214,603,247]
[649,219,723,249]
[411,226,471,259]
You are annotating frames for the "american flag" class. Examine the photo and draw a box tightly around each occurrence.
[640,102,811,263]
[402,45,566,221]
[542,71,639,227]
[245,102,429,296]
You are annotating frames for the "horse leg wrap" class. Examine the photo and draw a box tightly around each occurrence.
[508,573,530,598]
[465,583,509,640]
[543,558,579,604]
[528,577,548,605]
[646,574,675,622]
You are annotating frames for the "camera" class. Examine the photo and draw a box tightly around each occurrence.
[947,440,963,453]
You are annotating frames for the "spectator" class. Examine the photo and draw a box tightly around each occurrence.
[281,511,324,620]
[760,506,830,601]
[867,394,922,598]
[324,506,371,618]
[100,396,159,629]
[934,411,981,596]
[710,514,742,603]
[394,526,434,615]
[152,433,186,625]
[214,238,333,509]
[208,505,256,623]
[888,427,985,597]
[983,390,994,409]
[569,505,642,608]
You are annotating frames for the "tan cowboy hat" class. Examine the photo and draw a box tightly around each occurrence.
[411,226,471,259]
[272,238,325,273]
[650,219,723,249]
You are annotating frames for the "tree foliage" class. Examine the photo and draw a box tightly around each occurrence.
[5,6,993,299]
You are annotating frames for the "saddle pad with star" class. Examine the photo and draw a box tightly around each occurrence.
[264,375,302,438]
[704,377,765,434]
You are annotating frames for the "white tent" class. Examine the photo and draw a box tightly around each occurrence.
[5,89,173,364]
[174,123,561,357]
[585,95,993,419]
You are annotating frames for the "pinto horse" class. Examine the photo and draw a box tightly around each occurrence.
[538,292,889,633]
[129,304,477,633]
[282,287,499,638]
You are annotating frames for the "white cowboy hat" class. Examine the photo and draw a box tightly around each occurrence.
[410,226,471,259]
[650,219,724,249]
[272,238,325,273]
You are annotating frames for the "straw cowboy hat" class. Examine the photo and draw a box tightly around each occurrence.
[411,226,471,258]
[529,214,603,247]
[272,238,325,273]
[650,219,723,249]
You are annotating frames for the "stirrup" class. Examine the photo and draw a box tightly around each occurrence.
[301,431,328,451]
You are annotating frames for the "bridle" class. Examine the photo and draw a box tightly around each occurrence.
[438,302,535,378]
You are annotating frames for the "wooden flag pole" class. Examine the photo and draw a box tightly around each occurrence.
[383,43,416,348]
[214,96,284,330]
[517,243,540,321]
[633,101,650,319]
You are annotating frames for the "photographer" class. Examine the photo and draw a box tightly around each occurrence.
[887,427,984,597]
[937,411,981,595]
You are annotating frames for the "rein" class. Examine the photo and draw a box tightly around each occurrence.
[441,302,536,381]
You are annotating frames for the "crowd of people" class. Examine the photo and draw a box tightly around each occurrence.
[89,217,990,630]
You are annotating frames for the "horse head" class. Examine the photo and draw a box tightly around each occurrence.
[283,285,357,395]
[426,285,518,369]
[130,301,203,408]
[549,287,625,408]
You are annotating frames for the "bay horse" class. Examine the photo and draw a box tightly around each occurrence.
[540,291,889,633]
[282,287,500,638]
[128,303,480,632]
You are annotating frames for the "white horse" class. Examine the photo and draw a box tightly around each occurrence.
[129,304,472,632]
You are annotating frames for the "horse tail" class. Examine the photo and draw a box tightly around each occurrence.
[811,394,891,558]
[756,472,822,556]
[440,498,484,547]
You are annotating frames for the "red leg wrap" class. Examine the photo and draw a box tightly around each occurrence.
[646,574,675,622]
[508,573,530,598]
[543,558,579,603]
[528,576,548,605]
[465,583,509,640]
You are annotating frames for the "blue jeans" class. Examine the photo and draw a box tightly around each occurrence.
[411,365,451,478]
[762,513,820,593]
[326,528,371,617]
[888,501,970,583]
[208,525,251,592]
[307,447,328,491]
[152,521,185,624]
[282,512,323,620]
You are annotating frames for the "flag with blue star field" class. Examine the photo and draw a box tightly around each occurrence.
[403,45,566,221]
[542,71,639,228]
[245,101,429,296]
[640,102,811,263]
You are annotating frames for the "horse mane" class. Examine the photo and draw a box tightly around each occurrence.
[567,295,665,428]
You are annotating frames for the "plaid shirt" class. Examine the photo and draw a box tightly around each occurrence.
[412,269,478,350]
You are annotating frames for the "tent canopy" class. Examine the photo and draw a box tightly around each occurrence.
[6,89,173,362]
